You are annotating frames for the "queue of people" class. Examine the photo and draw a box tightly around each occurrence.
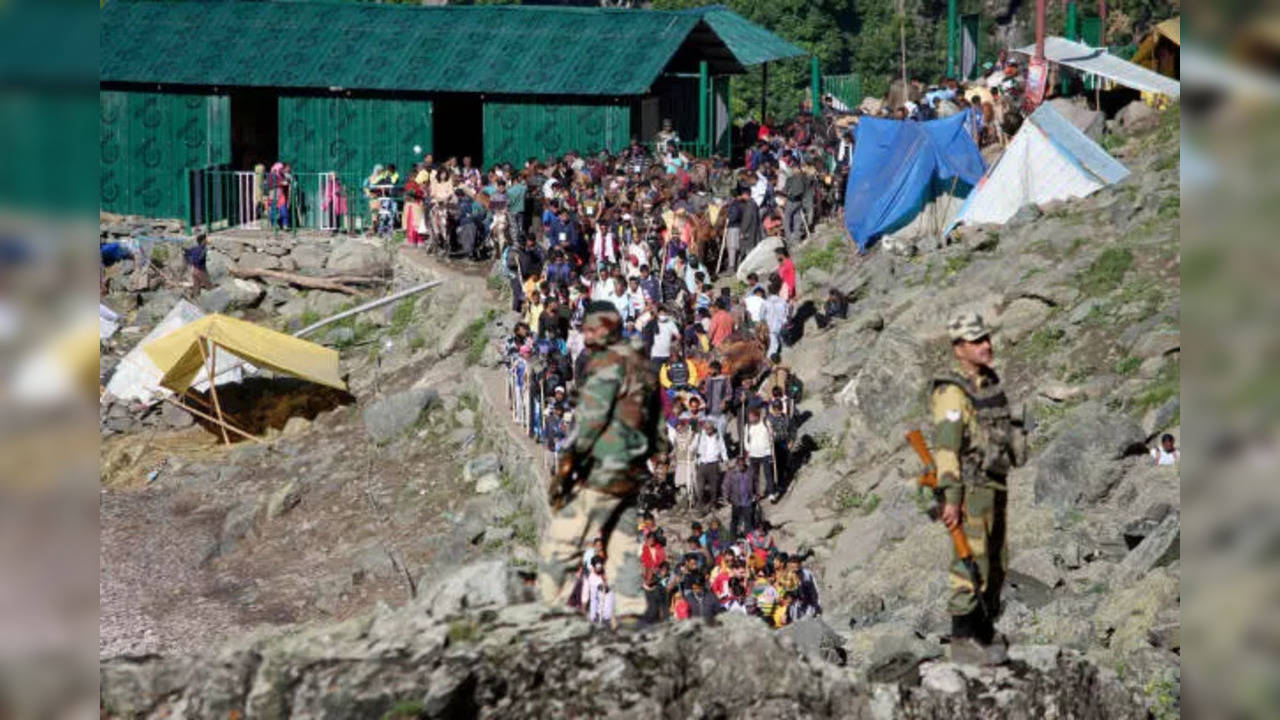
[496,112,853,630]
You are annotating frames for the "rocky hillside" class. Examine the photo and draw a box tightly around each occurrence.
[101,560,1147,720]
[766,106,1180,715]
[99,110,1178,717]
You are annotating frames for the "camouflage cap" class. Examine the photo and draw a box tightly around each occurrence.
[582,301,622,341]
[947,311,992,342]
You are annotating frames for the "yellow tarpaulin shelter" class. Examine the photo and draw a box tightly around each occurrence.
[1133,17,1180,76]
[143,314,346,443]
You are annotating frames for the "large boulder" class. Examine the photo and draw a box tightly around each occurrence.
[206,249,234,283]
[1118,100,1160,134]
[329,239,391,275]
[427,559,537,618]
[1033,403,1145,509]
[1048,98,1104,140]
[290,243,329,271]
[735,235,785,283]
[236,252,281,272]
[362,387,440,444]
[197,279,264,314]
[838,326,928,437]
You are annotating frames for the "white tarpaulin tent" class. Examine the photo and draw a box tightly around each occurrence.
[1013,36,1181,98]
[946,103,1129,235]
[103,300,256,405]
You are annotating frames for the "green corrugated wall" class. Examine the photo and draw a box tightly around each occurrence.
[99,91,230,220]
[483,102,629,168]
[278,96,432,179]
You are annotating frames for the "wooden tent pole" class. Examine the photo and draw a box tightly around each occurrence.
[166,395,265,445]
[198,338,232,445]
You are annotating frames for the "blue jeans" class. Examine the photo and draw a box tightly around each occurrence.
[270,203,290,229]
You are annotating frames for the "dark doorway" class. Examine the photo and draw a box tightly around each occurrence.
[231,90,278,171]
[432,95,483,167]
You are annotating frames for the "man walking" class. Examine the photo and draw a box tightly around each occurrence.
[930,311,1023,665]
[722,456,757,540]
[542,302,663,620]
[693,419,728,512]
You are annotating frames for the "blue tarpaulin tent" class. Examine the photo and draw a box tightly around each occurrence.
[844,111,987,252]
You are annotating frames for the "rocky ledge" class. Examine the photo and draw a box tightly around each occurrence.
[101,562,1145,720]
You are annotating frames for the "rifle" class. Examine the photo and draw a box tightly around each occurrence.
[905,429,985,614]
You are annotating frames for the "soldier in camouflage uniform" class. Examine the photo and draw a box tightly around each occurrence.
[930,311,1024,664]
[540,301,664,618]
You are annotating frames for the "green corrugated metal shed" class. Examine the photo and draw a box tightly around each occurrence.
[100,2,804,96]
[100,91,230,220]
[685,7,807,66]
[484,102,629,168]
[279,96,432,177]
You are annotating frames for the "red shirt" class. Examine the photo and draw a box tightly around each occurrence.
[641,542,666,575]
[777,257,797,297]
[708,308,735,348]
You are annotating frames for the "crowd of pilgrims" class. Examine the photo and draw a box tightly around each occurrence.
[492,112,859,628]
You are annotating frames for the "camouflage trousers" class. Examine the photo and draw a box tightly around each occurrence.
[539,486,645,617]
[948,485,1007,616]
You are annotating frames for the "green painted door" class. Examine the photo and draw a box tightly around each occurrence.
[99,91,229,220]
[483,102,629,168]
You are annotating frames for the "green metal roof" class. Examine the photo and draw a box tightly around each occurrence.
[686,6,808,66]
[101,2,805,97]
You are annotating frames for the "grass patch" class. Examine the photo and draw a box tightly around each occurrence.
[1114,356,1141,376]
[835,487,881,515]
[1020,327,1066,362]
[797,238,845,273]
[149,244,171,265]
[298,309,322,329]
[463,309,497,364]
[1144,672,1180,720]
[944,251,972,276]
[408,335,426,352]
[1099,132,1127,153]
[389,298,417,336]
[498,508,539,548]
[1134,359,1179,413]
[447,619,481,644]
[382,700,427,720]
[486,273,511,298]
[1078,247,1134,296]
[1156,194,1179,220]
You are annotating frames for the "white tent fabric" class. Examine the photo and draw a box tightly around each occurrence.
[946,103,1129,235]
[103,300,256,405]
[1013,37,1181,98]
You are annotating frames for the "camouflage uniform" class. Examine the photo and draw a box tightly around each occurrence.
[539,302,664,617]
[930,312,1021,647]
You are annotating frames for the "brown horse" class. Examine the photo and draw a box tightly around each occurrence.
[687,206,726,270]
[717,322,770,384]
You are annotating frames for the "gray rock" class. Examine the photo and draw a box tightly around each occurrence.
[865,631,941,684]
[482,525,515,544]
[266,480,302,518]
[735,235,785,283]
[325,326,355,346]
[206,249,234,283]
[99,591,1149,720]
[281,416,312,437]
[1007,203,1043,228]
[1033,402,1145,509]
[198,279,264,314]
[1119,512,1180,580]
[841,327,927,436]
[430,559,535,617]
[305,291,349,318]
[997,298,1053,345]
[455,408,476,428]
[218,498,260,556]
[328,240,391,275]
[1142,395,1179,437]
[263,283,294,308]
[464,454,501,482]
[1007,547,1063,603]
[1048,98,1104,140]
[236,253,281,272]
[800,406,848,444]
[362,388,440,444]
[777,617,847,666]
[1067,297,1104,325]
[160,401,196,429]
[474,474,502,494]
[1131,329,1179,359]
[1119,100,1159,134]
[290,243,328,271]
